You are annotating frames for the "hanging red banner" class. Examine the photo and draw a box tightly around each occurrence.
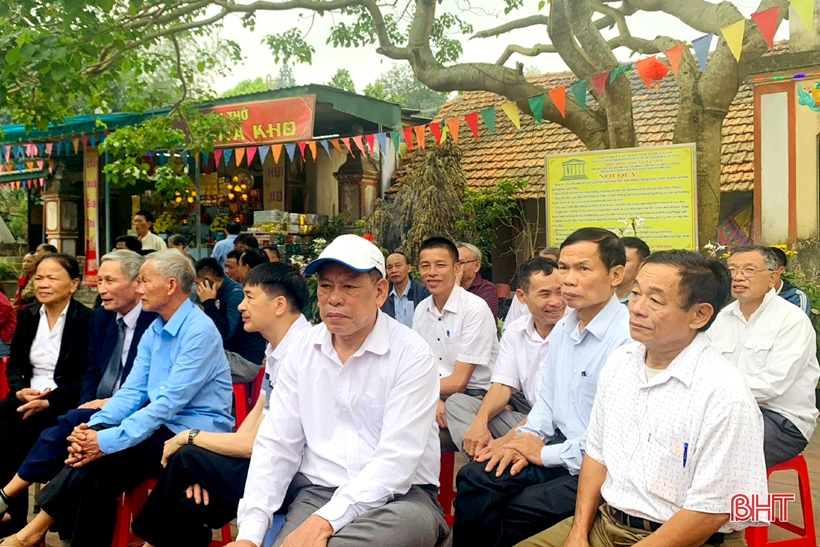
[83,149,100,286]
[209,95,316,148]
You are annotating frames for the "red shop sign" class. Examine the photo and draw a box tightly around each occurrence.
[211,95,316,147]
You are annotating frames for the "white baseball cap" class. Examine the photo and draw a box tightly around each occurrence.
[304,234,386,278]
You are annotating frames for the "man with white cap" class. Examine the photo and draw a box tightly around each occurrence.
[228,234,448,547]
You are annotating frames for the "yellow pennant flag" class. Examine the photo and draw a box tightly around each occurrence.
[721,19,746,62]
[72,138,80,154]
[501,102,521,130]
[308,141,317,161]
[790,0,816,31]
[271,144,283,165]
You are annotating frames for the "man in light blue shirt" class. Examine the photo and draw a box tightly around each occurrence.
[453,228,632,547]
[211,222,241,268]
[8,250,233,547]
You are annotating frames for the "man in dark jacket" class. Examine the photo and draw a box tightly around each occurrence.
[195,258,266,383]
[381,252,430,328]
[769,246,811,316]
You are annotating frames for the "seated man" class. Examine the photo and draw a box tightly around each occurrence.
[446,257,565,460]
[132,263,311,547]
[381,252,429,328]
[225,250,243,283]
[457,242,499,317]
[453,228,631,547]
[227,234,448,547]
[0,250,155,529]
[503,248,559,333]
[615,237,650,304]
[708,245,819,467]
[1,250,234,547]
[519,251,768,547]
[235,248,269,284]
[414,237,499,453]
[769,246,811,315]
[195,258,266,384]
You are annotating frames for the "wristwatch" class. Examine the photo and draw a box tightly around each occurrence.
[187,429,200,445]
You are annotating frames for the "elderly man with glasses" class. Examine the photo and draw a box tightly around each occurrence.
[708,245,819,468]
[457,243,498,317]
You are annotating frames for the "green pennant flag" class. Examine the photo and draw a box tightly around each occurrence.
[480,107,496,134]
[390,131,400,152]
[528,95,545,125]
[571,80,588,110]
[609,64,632,83]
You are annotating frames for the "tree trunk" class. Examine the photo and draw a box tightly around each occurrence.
[693,112,725,247]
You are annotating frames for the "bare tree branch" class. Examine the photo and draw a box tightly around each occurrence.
[471,15,550,40]
[496,43,558,66]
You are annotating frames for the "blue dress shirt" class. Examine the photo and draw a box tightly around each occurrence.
[518,294,631,474]
[211,234,238,268]
[89,299,234,454]
[390,280,416,328]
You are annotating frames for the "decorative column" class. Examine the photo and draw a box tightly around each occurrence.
[42,161,81,255]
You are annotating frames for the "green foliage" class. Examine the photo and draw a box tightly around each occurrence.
[0,260,19,281]
[363,81,403,105]
[366,65,449,113]
[263,28,315,65]
[457,178,529,267]
[0,187,28,241]
[220,77,268,98]
[326,69,356,93]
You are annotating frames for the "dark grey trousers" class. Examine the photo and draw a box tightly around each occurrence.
[761,407,808,468]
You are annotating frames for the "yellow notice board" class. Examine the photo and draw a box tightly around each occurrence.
[545,144,697,251]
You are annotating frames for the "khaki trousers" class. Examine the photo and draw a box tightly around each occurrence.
[514,504,746,547]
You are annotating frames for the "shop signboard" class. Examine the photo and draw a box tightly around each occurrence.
[545,144,697,251]
[211,95,316,148]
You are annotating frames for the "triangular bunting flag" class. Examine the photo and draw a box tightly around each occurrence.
[81,135,89,151]
[571,81,588,110]
[271,144,283,165]
[72,138,80,154]
[36,160,44,170]
[235,147,246,166]
[223,148,233,166]
[692,33,714,72]
[465,112,480,139]
[609,64,632,83]
[214,149,223,166]
[429,122,442,144]
[285,143,297,162]
[200,153,209,169]
[45,143,52,156]
[329,140,343,154]
[665,44,686,77]
[480,108,496,134]
[54,142,62,157]
[258,145,269,164]
[414,125,426,149]
[751,7,779,49]
[319,140,332,158]
[528,95,545,125]
[14,146,21,158]
[376,133,388,155]
[446,118,460,144]
[403,128,414,150]
[26,161,34,170]
[48,159,54,173]
[365,134,376,153]
[5,145,11,161]
[89,135,96,148]
[721,20,746,62]
[308,141,317,161]
[340,137,353,156]
[790,0,815,31]
[297,141,307,162]
[247,146,258,166]
[390,131,400,152]
[0,164,4,174]
[501,102,521,129]
[549,87,567,119]
[352,136,366,156]
[592,73,610,98]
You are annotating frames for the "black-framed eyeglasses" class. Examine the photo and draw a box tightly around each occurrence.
[458,259,479,266]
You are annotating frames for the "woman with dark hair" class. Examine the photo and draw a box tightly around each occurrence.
[13,254,37,310]
[0,254,93,535]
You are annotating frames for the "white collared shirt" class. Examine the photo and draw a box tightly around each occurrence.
[492,314,551,406]
[237,312,441,546]
[29,301,70,392]
[587,334,768,532]
[114,303,143,392]
[413,285,498,391]
[707,289,819,441]
[501,298,529,334]
[261,314,311,415]
[139,231,167,252]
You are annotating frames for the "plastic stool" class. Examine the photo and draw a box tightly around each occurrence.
[233,383,250,428]
[745,453,816,547]
[438,452,456,526]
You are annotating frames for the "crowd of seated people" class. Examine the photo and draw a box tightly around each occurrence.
[0,224,816,547]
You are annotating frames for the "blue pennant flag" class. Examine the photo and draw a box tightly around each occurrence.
[284,143,297,162]
[37,144,45,157]
[258,145,269,164]
[692,33,714,72]
[319,140,331,158]
[376,133,388,154]
[223,148,234,166]
[15,163,23,172]
[55,142,63,156]
[89,135,96,148]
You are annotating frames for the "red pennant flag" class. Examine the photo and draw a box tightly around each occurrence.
[38,178,44,188]
[414,125,426,149]
[36,160,44,170]
[81,135,89,150]
[635,56,669,89]
[665,44,686,78]
[0,164,4,175]
[246,146,258,166]
[340,137,353,156]
[751,7,779,50]
[297,141,307,162]
[429,122,442,144]
[5,146,11,162]
[464,113,479,139]
[352,136,367,156]
[403,128,414,150]
[592,73,609,98]
[446,118,460,144]
[549,87,567,119]
[45,143,53,156]
[365,134,375,152]
[214,149,223,166]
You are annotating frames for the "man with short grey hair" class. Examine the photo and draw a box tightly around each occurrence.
[457,242,499,317]
[5,250,234,547]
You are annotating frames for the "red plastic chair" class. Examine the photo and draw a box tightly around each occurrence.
[745,453,816,547]
[0,355,9,400]
[233,383,250,429]
[438,452,456,526]
[112,478,233,547]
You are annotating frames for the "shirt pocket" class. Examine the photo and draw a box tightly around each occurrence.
[580,374,599,410]
[743,338,774,376]
[354,397,386,448]
[710,339,735,356]
[645,433,694,506]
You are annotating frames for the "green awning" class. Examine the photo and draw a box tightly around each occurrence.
[1,112,149,143]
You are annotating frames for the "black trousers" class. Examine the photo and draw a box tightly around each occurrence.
[36,425,174,547]
[0,394,61,536]
[761,407,809,468]
[132,445,251,547]
[453,460,579,547]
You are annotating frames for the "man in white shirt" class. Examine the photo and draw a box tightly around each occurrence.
[708,245,819,467]
[228,234,447,547]
[446,256,565,460]
[413,237,499,453]
[133,263,311,547]
[133,210,167,252]
[453,228,631,547]
[502,248,559,333]
[519,250,768,547]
